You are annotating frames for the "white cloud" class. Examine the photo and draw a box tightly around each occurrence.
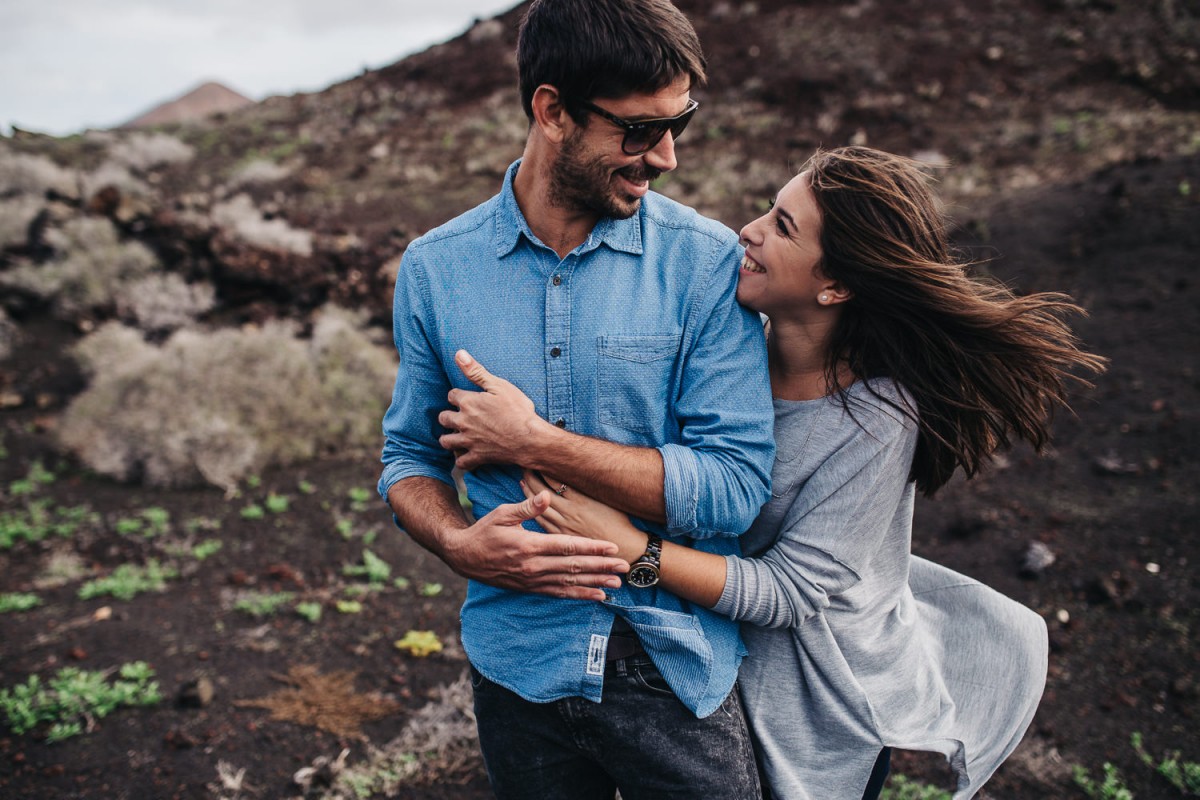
[1,0,519,136]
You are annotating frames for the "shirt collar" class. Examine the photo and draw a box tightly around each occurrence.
[495,159,644,259]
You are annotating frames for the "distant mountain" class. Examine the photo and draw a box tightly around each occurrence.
[123,81,254,128]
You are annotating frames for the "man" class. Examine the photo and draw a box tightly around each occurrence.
[378,1,775,796]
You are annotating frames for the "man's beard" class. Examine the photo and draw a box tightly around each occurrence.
[548,130,661,220]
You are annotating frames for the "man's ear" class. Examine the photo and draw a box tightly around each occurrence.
[530,84,572,146]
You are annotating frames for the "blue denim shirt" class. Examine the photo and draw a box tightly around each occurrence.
[379,160,774,717]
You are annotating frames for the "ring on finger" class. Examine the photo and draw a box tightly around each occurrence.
[554,483,568,496]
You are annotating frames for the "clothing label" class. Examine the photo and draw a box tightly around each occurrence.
[586,634,607,676]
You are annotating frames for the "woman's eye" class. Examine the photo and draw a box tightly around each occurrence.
[775,218,788,235]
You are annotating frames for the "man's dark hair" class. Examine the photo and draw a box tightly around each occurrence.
[517,0,706,122]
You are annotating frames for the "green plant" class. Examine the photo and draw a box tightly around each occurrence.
[1132,732,1200,795]
[184,515,221,533]
[234,591,295,617]
[335,517,355,539]
[347,486,372,511]
[0,592,42,613]
[419,582,444,597]
[295,601,322,623]
[1073,763,1135,800]
[114,517,144,535]
[879,774,953,800]
[393,577,411,590]
[139,506,170,536]
[240,504,265,520]
[336,599,363,614]
[344,549,391,585]
[191,539,223,560]
[0,661,162,741]
[298,479,316,495]
[265,493,289,513]
[0,501,101,548]
[78,560,177,601]
[8,460,55,496]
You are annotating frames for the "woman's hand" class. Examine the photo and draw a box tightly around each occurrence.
[521,470,647,563]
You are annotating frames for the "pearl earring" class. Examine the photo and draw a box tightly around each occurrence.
[819,294,829,303]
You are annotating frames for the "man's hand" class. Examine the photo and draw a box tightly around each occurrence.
[438,350,550,470]
[442,490,629,600]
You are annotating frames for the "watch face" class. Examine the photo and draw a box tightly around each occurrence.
[627,563,660,588]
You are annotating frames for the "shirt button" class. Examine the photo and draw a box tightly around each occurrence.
[550,347,561,357]
[555,418,566,428]
[551,275,562,286]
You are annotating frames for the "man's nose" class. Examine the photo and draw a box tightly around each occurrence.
[642,130,678,173]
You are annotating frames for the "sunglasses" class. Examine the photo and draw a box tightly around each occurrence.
[578,98,700,155]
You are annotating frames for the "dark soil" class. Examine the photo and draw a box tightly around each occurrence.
[2,1,1198,798]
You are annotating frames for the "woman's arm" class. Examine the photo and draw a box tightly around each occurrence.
[522,471,729,607]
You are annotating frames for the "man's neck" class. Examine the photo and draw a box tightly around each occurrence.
[512,152,602,260]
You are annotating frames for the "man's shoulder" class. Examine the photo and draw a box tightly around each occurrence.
[641,192,738,247]
[407,194,501,254]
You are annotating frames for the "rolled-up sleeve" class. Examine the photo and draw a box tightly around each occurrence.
[660,239,775,538]
[378,247,456,502]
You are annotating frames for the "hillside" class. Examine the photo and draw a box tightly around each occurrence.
[1,1,1198,798]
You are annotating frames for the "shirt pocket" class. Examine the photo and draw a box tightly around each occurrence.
[597,333,681,435]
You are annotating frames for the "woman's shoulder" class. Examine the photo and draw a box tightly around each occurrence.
[840,378,918,439]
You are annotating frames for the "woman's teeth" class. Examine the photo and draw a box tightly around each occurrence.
[741,255,765,274]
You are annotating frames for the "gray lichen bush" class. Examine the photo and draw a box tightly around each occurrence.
[0,308,19,361]
[58,309,396,491]
[0,148,78,198]
[80,161,149,200]
[230,158,292,187]
[0,216,160,318]
[114,273,216,333]
[108,132,195,172]
[211,193,312,256]
[0,196,46,250]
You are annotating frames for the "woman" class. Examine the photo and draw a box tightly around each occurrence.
[521,147,1106,799]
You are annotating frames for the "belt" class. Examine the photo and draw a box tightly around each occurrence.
[606,617,646,662]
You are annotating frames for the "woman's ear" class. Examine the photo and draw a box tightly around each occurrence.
[530,84,571,146]
[817,281,853,306]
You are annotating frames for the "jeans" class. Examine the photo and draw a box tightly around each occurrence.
[471,654,762,800]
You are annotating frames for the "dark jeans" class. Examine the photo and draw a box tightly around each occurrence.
[470,654,761,800]
[862,747,891,800]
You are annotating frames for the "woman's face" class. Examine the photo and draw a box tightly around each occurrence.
[736,171,827,320]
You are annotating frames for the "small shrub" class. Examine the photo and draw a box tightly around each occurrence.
[0,661,162,741]
[114,273,215,333]
[0,593,42,613]
[211,193,312,255]
[0,196,45,250]
[78,560,177,601]
[419,583,444,597]
[8,460,55,496]
[58,312,396,491]
[0,216,159,318]
[109,132,194,171]
[234,591,295,618]
[0,148,77,197]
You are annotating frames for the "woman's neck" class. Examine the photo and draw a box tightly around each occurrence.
[765,318,849,401]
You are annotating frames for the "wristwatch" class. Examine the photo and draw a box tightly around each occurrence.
[627,534,663,588]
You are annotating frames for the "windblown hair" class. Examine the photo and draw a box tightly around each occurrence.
[806,146,1107,496]
[517,0,706,123]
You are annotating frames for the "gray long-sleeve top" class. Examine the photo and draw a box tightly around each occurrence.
[714,380,1048,799]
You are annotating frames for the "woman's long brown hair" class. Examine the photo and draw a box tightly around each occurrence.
[806,146,1107,495]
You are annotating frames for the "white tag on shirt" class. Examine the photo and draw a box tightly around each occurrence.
[586,634,607,676]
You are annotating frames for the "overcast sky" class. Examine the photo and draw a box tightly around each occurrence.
[1,1,521,136]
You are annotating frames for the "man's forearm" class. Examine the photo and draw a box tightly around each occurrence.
[386,475,470,562]
[521,424,667,525]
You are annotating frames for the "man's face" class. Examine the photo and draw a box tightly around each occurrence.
[548,77,691,220]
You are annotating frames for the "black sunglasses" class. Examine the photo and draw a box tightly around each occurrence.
[577,98,700,155]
